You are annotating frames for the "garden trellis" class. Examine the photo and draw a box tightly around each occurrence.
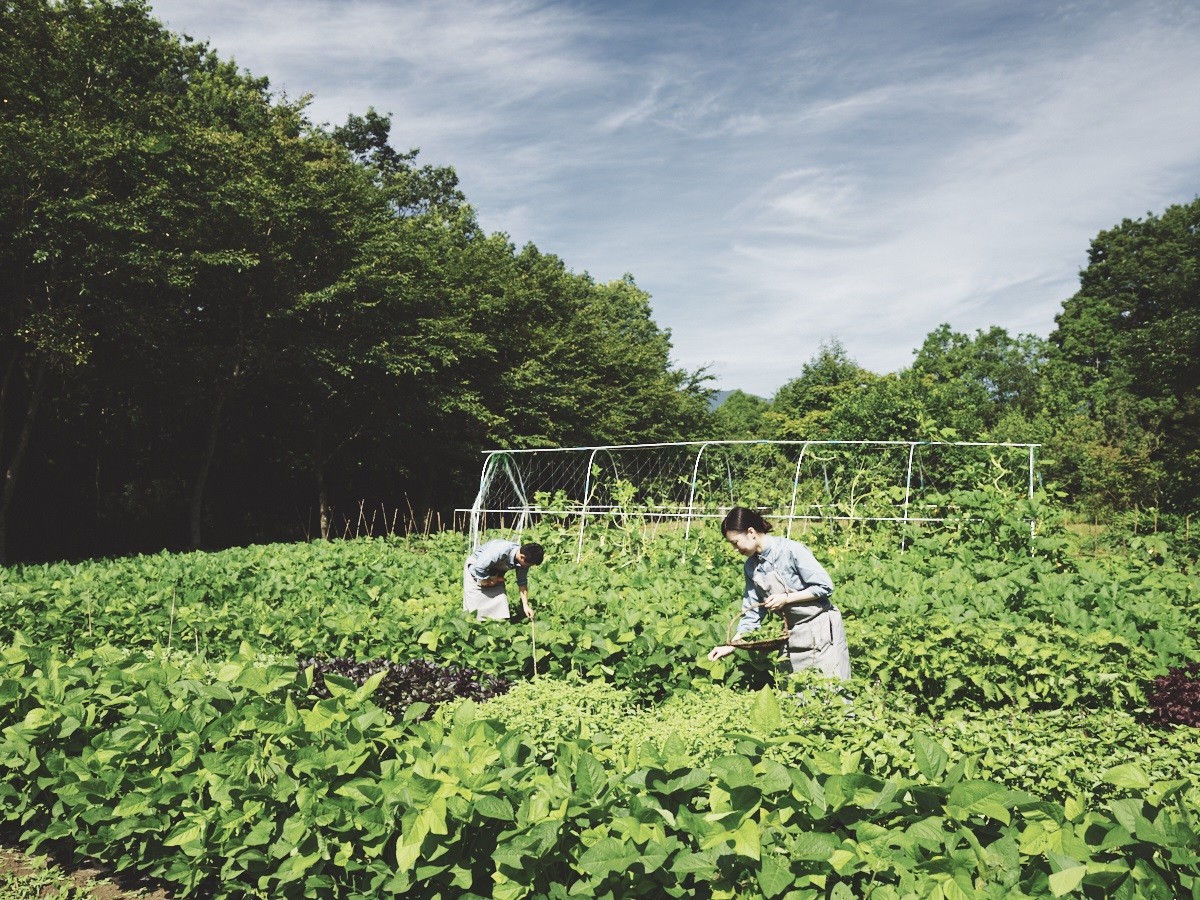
[464,439,1040,558]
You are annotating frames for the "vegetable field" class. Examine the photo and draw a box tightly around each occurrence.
[1,494,1198,898]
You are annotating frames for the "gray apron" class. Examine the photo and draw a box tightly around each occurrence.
[752,570,851,681]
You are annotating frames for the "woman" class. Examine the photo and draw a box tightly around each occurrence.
[708,507,850,680]
[463,539,544,622]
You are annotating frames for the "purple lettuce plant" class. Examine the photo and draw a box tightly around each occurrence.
[299,655,512,721]
[1146,661,1200,729]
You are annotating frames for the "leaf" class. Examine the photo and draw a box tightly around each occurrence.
[354,668,388,702]
[710,754,757,789]
[906,816,948,851]
[273,849,322,884]
[473,795,514,821]
[1063,795,1086,822]
[395,835,423,871]
[946,781,1014,824]
[404,702,431,723]
[1102,764,1151,790]
[491,876,529,900]
[578,837,643,876]
[913,732,949,781]
[300,703,337,733]
[1049,864,1087,896]
[671,848,721,877]
[757,854,792,897]
[789,831,839,861]
[243,818,276,847]
[756,759,793,795]
[751,688,782,731]
[940,876,975,900]
[729,817,761,861]
[321,673,359,698]
[163,821,205,848]
[235,665,293,696]
[574,752,607,799]
[417,630,439,651]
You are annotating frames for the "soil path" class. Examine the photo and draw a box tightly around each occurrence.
[0,844,175,899]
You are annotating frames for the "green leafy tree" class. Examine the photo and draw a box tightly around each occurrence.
[766,339,873,439]
[452,244,710,449]
[559,273,711,444]
[1048,198,1200,511]
[0,0,722,562]
[909,324,1047,439]
[824,371,927,441]
[0,0,219,559]
[711,390,769,440]
[266,117,484,537]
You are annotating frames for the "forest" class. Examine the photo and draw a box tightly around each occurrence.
[3,0,1199,565]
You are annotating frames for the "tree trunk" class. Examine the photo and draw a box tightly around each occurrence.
[189,361,240,550]
[0,356,47,564]
[315,455,330,540]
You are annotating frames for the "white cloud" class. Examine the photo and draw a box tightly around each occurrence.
[148,0,1200,398]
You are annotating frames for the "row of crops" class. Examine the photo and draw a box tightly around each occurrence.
[1,493,1198,898]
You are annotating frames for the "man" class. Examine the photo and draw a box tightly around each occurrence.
[463,539,544,621]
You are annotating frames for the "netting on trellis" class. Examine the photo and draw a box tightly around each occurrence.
[464,440,1040,551]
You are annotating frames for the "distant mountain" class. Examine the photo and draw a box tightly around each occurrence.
[708,389,764,411]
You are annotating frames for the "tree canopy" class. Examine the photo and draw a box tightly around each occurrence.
[3,0,1197,563]
[0,0,710,562]
[1047,198,1200,512]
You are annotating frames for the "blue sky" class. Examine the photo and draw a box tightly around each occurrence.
[148,0,1200,398]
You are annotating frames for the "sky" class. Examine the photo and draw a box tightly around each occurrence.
[147,0,1200,398]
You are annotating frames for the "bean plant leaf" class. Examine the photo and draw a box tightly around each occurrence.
[758,854,793,897]
[574,752,607,798]
[711,754,757,789]
[1102,764,1151,790]
[578,836,644,876]
[789,831,840,861]
[473,795,514,821]
[946,781,1015,824]
[751,688,782,731]
[1049,863,1087,896]
[300,702,339,733]
[671,847,721,877]
[913,732,949,781]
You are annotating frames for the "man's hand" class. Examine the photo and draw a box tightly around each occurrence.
[522,601,535,620]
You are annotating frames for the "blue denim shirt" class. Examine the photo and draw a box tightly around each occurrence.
[735,535,834,635]
[467,539,529,588]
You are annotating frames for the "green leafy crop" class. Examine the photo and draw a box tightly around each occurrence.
[0,506,1197,896]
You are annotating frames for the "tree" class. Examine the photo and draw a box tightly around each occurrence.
[425,237,711,451]
[0,0,219,560]
[767,340,871,439]
[1049,198,1200,511]
[909,324,1047,438]
[711,390,769,440]
[264,122,483,537]
[823,371,927,442]
[0,0,723,562]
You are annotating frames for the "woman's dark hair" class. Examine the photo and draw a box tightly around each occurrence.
[519,542,545,565]
[721,506,771,535]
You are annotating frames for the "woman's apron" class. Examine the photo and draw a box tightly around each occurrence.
[752,570,851,681]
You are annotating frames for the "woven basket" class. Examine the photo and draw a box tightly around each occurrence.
[724,602,788,652]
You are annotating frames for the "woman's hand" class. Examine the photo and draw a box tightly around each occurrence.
[763,591,792,610]
[708,644,736,662]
